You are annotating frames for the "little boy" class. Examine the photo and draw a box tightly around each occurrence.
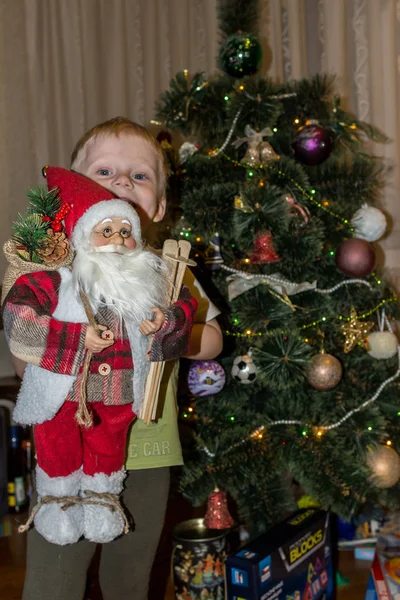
[20,118,223,600]
[4,166,197,547]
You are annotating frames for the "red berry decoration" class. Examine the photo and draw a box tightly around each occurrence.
[51,222,63,233]
[292,120,333,166]
[42,216,52,223]
[335,238,375,277]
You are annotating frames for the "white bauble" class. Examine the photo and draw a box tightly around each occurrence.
[367,331,398,360]
[231,354,257,384]
[179,142,198,164]
[351,204,387,242]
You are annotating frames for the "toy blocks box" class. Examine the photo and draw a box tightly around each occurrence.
[225,509,333,600]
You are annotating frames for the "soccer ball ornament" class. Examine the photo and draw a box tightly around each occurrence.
[292,120,333,166]
[219,32,262,78]
[231,354,257,384]
[187,360,226,396]
[367,331,398,360]
[351,204,387,242]
[366,445,400,488]
[306,353,343,391]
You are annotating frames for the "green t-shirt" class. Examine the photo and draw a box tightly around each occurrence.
[125,269,219,470]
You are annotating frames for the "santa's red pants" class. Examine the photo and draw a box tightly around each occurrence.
[34,402,135,477]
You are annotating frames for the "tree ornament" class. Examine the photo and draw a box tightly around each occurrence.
[284,195,310,224]
[187,360,226,396]
[251,231,280,264]
[156,130,172,145]
[351,204,387,242]
[341,308,374,353]
[204,489,234,529]
[367,331,398,360]
[366,445,400,488]
[335,238,375,277]
[234,194,253,213]
[219,32,262,78]
[179,141,199,164]
[204,233,224,269]
[292,120,333,166]
[233,125,278,166]
[306,352,343,390]
[231,353,257,384]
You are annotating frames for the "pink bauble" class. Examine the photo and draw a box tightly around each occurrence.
[335,238,375,277]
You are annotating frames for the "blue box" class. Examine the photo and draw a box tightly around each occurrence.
[226,509,333,600]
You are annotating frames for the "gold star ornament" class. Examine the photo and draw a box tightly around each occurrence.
[341,308,374,353]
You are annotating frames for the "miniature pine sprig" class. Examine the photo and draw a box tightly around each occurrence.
[25,186,61,220]
[12,213,49,262]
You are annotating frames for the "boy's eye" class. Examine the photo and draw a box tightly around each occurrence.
[97,168,111,176]
[133,173,146,181]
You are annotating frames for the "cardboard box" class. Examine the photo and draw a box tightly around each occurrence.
[365,535,400,600]
[225,509,333,600]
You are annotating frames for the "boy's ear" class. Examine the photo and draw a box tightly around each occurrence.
[153,195,166,223]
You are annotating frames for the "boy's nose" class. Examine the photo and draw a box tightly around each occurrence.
[114,174,133,188]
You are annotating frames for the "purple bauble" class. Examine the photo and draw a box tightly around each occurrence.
[335,238,375,277]
[292,121,333,166]
[187,360,226,396]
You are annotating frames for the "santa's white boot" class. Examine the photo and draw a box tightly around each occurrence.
[81,468,127,543]
[34,466,84,545]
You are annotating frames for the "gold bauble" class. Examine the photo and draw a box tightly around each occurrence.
[306,353,343,391]
[366,445,400,488]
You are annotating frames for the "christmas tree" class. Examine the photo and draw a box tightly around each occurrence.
[156,0,400,533]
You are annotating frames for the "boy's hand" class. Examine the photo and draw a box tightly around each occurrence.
[85,325,114,353]
[140,308,165,335]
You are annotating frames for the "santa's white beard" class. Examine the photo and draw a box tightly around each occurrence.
[73,244,170,325]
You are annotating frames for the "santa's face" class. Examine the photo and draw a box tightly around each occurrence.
[91,216,137,252]
[78,133,166,233]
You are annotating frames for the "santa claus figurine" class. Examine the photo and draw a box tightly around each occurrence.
[2,167,197,546]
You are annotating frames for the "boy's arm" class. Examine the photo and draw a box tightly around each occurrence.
[185,317,223,360]
[3,271,87,376]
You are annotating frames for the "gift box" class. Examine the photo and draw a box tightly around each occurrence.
[364,533,400,600]
[225,508,333,600]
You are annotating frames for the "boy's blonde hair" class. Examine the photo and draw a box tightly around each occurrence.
[70,116,168,198]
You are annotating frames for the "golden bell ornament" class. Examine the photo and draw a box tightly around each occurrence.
[306,352,343,391]
[366,445,400,488]
[259,141,279,162]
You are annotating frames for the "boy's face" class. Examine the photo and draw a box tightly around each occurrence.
[79,133,166,233]
[90,216,136,251]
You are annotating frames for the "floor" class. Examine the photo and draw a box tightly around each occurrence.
[0,500,373,600]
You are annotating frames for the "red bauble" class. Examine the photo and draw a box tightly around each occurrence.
[156,130,172,145]
[292,121,333,166]
[335,238,375,277]
[203,489,234,529]
[251,231,280,264]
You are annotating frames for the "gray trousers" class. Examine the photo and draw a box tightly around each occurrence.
[22,467,170,600]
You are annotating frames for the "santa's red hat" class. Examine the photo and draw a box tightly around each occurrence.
[44,166,141,247]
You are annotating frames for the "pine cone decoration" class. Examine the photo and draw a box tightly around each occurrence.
[36,229,70,264]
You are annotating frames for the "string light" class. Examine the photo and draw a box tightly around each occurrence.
[387,440,392,446]
[202,348,400,458]
[218,153,354,232]
[224,296,397,338]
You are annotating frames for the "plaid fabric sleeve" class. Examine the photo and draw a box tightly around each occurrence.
[149,284,198,362]
[2,271,87,376]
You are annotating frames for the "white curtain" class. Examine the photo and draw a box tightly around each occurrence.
[0,0,400,283]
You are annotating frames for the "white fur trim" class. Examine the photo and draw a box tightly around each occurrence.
[34,466,84,546]
[72,200,141,249]
[81,468,127,543]
[13,268,87,425]
[36,465,82,497]
[81,467,126,494]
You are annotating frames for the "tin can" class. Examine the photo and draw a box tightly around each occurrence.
[172,518,227,599]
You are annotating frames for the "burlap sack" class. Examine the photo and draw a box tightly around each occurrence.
[2,239,74,305]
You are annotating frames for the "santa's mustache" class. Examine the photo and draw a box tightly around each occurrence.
[92,244,134,255]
